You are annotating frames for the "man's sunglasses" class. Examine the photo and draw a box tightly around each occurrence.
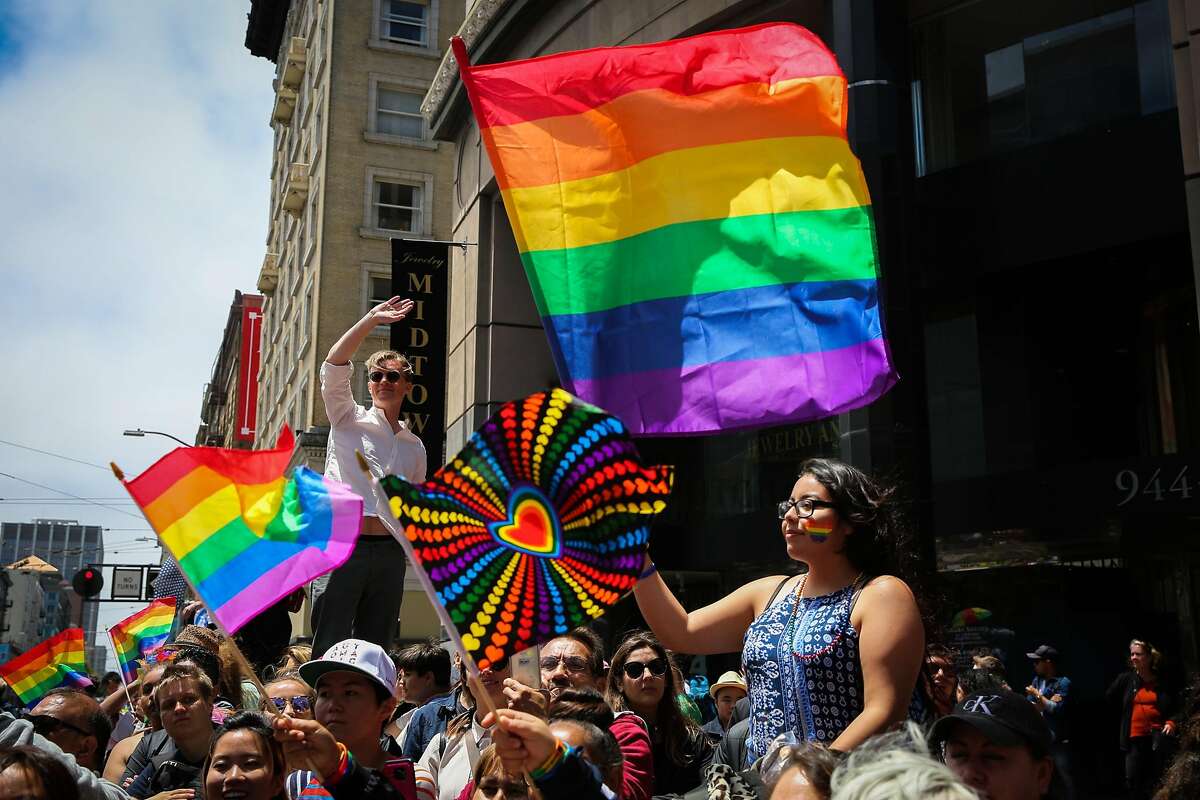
[269,695,313,714]
[369,370,407,383]
[28,714,92,738]
[622,658,668,680]
[540,654,590,674]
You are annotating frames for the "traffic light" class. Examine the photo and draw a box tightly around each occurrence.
[72,567,103,598]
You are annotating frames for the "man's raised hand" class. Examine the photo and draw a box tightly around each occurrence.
[369,296,415,325]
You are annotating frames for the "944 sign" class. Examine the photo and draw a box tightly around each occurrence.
[1115,465,1193,507]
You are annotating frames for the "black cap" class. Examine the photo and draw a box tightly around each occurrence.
[930,690,1053,756]
[1025,645,1059,661]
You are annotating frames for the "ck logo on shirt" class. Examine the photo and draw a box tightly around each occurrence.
[963,695,1003,715]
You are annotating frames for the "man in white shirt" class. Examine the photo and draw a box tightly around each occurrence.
[313,295,428,656]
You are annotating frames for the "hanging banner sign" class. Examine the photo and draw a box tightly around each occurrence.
[237,298,263,443]
[391,239,449,466]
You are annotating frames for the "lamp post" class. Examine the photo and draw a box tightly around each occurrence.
[123,429,191,447]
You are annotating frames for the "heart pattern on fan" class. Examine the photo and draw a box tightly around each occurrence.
[489,486,561,557]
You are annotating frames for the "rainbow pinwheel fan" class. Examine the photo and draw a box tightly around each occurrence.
[380,388,673,669]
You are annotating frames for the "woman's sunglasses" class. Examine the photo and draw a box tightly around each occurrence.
[369,370,406,383]
[478,778,530,798]
[269,695,313,714]
[622,658,668,680]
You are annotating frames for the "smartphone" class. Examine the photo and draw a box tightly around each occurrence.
[511,644,541,689]
[380,758,417,800]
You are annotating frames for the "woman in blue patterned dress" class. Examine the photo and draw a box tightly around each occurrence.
[633,458,925,760]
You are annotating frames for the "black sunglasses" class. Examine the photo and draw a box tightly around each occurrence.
[269,695,313,714]
[478,779,530,799]
[622,658,668,680]
[369,370,406,383]
[28,714,92,738]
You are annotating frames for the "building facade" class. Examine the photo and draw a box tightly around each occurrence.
[0,521,104,668]
[197,291,264,448]
[2,557,72,659]
[244,0,465,642]
[425,1,1200,792]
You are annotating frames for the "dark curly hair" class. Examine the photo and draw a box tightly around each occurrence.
[797,458,916,579]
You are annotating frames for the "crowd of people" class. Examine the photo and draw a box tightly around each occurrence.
[0,623,1116,800]
[5,298,1199,800]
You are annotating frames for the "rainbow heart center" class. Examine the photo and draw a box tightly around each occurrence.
[489,486,561,558]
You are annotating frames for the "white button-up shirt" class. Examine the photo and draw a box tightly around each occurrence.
[320,361,427,517]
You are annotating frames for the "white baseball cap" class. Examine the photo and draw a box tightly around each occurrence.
[299,639,396,698]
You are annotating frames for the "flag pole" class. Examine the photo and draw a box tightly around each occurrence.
[354,453,502,721]
[105,627,137,713]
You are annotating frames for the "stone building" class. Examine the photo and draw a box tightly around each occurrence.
[244,0,465,642]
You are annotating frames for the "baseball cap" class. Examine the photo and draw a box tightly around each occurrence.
[299,639,396,698]
[929,690,1053,755]
[1026,645,1059,661]
[709,670,748,700]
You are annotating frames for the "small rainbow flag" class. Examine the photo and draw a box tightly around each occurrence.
[0,628,92,707]
[110,597,176,683]
[452,23,895,435]
[117,428,363,633]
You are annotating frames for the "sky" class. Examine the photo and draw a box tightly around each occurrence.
[0,1,276,671]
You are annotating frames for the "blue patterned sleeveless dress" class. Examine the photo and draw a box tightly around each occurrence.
[742,575,927,763]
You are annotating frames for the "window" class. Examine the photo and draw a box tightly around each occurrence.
[376,87,424,138]
[373,180,421,232]
[369,274,391,308]
[911,0,1175,173]
[380,0,428,46]
[297,379,309,431]
[303,284,314,342]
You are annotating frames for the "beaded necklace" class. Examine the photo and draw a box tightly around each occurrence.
[782,572,864,662]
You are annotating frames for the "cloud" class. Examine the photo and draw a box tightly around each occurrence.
[0,1,276,665]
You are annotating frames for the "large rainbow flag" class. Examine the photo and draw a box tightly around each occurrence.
[118,428,363,633]
[0,628,91,707]
[452,23,895,435]
[109,597,176,683]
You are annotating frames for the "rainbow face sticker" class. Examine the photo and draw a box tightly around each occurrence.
[803,524,833,543]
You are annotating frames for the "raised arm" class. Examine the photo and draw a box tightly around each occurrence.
[830,575,924,751]
[632,554,788,655]
[326,296,414,365]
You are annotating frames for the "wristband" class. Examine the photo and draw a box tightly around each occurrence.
[326,742,352,787]
[639,561,658,580]
[530,740,571,780]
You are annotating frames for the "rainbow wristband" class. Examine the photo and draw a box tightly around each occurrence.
[639,562,658,580]
[530,740,572,781]
[326,742,352,787]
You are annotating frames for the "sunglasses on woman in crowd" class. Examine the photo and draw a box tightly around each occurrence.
[623,657,668,679]
[269,695,313,714]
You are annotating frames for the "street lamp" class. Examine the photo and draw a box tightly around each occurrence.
[123,429,191,447]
